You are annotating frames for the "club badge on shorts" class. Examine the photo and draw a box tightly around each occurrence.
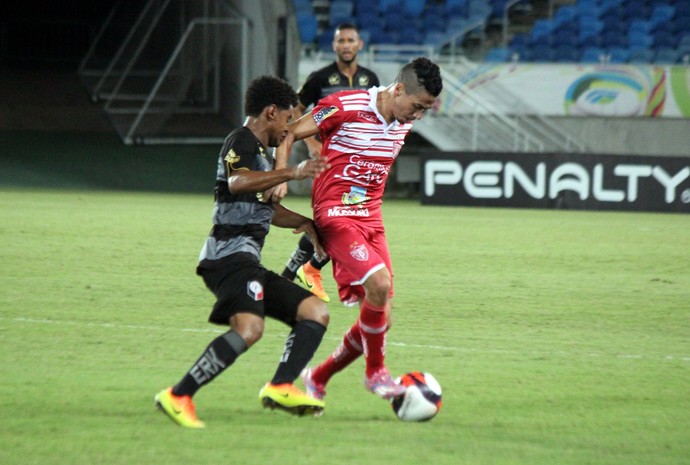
[349,241,369,261]
[247,280,264,301]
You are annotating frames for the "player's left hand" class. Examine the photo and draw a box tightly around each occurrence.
[293,220,326,258]
[264,182,288,203]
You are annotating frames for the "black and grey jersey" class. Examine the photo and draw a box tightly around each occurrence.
[298,62,380,109]
[197,127,274,269]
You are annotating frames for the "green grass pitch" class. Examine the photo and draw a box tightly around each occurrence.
[1,188,689,465]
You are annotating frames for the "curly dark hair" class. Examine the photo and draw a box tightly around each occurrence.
[396,57,443,97]
[244,75,298,117]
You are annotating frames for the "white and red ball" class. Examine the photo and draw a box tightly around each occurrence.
[390,372,442,422]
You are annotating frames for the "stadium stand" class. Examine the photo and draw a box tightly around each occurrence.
[292,0,690,64]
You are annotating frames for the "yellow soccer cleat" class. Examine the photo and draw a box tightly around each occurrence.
[259,382,325,417]
[296,263,330,303]
[154,387,206,429]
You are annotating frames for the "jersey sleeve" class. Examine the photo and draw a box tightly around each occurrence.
[311,93,346,139]
[297,72,322,109]
[222,130,257,177]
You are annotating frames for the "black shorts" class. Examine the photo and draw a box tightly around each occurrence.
[197,253,314,326]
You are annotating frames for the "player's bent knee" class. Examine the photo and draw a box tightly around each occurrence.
[296,296,330,327]
[230,314,265,347]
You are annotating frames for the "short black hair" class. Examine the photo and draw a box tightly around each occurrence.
[396,57,443,97]
[244,75,298,117]
[335,22,359,34]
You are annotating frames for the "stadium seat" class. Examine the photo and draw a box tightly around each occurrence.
[552,29,578,48]
[624,1,649,20]
[468,0,492,21]
[578,29,602,48]
[292,0,313,14]
[530,45,555,62]
[445,0,469,16]
[554,45,580,62]
[601,30,627,48]
[628,31,654,49]
[296,12,319,44]
[484,46,512,62]
[509,32,530,48]
[653,47,680,63]
[554,5,577,24]
[629,20,653,35]
[377,0,398,14]
[628,48,655,63]
[653,30,677,48]
[422,13,446,35]
[329,0,354,27]
[607,47,631,63]
[581,46,606,63]
[402,0,426,18]
[649,5,677,29]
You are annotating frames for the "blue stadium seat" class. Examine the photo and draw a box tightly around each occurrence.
[653,30,677,48]
[628,31,654,49]
[629,19,653,35]
[377,0,398,14]
[530,45,555,62]
[468,0,492,21]
[608,47,631,63]
[509,32,530,48]
[402,0,426,18]
[624,0,649,20]
[422,12,446,34]
[554,45,580,62]
[581,46,606,63]
[292,0,313,14]
[554,5,577,24]
[628,48,655,63]
[296,12,319,44]
[578,29,601,48]
[485,46,512,62]
[509,44,531,61]
[445,0,469,16]
[601,30,627,48]
[653,47,680,63]
[552,29,578,48]
[649,5,677,30]
[329,1,354,27]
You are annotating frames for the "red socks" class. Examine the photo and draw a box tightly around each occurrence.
[357,300,387,377]
[311,300,388,384]
[311,322,363,385]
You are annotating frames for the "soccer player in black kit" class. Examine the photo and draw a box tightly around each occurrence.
[154,76,330,428]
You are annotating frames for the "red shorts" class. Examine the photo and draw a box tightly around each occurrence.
[316,218,394,306]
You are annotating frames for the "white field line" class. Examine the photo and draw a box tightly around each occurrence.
[5,316,690,362]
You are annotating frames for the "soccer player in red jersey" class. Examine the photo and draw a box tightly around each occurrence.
[275,57,443,400]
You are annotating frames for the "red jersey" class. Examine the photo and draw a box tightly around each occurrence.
[311,87,413,225]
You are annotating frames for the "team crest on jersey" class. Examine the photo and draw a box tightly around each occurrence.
[349,242,369,261]
[342,186,369,205]
[314,106,339,125]
[247,280,264,301]
[224,149,240,170]
[328,73,340,85]
[358,75,370,86]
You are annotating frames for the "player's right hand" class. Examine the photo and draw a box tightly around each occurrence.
[293,156,329,179]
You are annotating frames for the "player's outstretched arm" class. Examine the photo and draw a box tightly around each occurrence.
[271,204,326,258]
[228,157,329,196]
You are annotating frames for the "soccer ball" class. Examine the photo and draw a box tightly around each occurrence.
[390,372,442,422]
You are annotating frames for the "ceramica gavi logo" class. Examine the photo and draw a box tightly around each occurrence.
[422,153,690,213]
